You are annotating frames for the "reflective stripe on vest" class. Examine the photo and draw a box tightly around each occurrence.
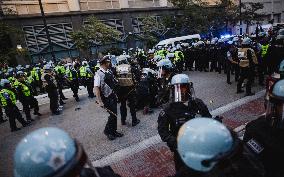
[80,66,87,77]
[261,44,269,58]
[20,83,31,97]
[31,70,39,80]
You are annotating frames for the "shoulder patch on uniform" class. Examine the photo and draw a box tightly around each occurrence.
[159,110,166,117]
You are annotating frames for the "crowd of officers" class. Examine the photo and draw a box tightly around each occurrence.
[1,32,284,134]
[0,60,97,132]
[10,57,284,177]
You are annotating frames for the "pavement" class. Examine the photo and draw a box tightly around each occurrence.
[96,92,266,177]
[0,71,265,177]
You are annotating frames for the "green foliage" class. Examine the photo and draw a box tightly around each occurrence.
[0,21,23,65]
[134,16,164,48]
[169,0,263,35]
[71,16,121,58]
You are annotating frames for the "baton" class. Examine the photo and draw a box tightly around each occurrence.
[95,101,118,118]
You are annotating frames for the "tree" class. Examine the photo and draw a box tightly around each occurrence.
[168,0,240,36]
[71,16,120,59]
[139,16,165,48]
[240,2,264,34]
[0,21,23,66]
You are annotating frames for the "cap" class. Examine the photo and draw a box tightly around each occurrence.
[99,56,111,63]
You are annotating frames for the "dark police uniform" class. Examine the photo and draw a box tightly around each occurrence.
[116,63,139,126]
[243,115,284,177]
[66,68,80,101]
[158,99,212,172]
[16,81,40,121]
[237,47,258,95]
[0,88,29,131]
[43,73,60,115]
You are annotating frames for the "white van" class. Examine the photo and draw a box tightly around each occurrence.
[155,34,201,47]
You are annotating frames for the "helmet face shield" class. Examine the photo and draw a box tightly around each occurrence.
[173,83,191,102]
[157,66,167,78]
[265,101,284,128]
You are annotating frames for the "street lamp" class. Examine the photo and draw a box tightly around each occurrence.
[38,0,56,63]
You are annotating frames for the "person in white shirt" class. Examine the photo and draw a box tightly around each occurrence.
[94,56,124,140]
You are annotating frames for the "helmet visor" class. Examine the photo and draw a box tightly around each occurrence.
[265,101,284,128]
[173,84,190,102]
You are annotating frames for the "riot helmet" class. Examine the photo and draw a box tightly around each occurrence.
[177,118,239,172]
[0,79,11,88]
[82,61,88,66]
[156,59,173,78]
[241,37,252,46]
[117,55,128,65]
[171,74,195,102]
[13,127,95,177]
[16,71,26,81]
[266,79,284,128]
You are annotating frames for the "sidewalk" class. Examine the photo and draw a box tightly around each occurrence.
[101,92,265,177]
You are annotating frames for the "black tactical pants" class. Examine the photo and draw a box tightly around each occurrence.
[57,80,67,100]
[119,87,137,124]
[4,105,27,131]
[21,96,39,121]
[70,80,79,99]
[0,105,3,120]
[49,92,59,114]
[237,67,254,94]
[103,94,117,135]
[226,61,232,83]
[86,78,94,97]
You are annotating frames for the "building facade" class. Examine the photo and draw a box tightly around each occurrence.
[0,0,177,62]
[233,0,284,35]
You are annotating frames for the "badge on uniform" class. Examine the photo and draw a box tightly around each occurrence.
[159,110,166,117]
[247,138,264,154]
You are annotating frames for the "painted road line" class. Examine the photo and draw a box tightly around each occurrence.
[92,89,265,167]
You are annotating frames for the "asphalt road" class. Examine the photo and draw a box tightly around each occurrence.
[0,71,264,177]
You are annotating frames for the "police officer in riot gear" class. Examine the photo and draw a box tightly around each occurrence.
[81,61,95,98]
[226,41,238,84]
[158,74,212,174]
[14,127,122,177]
[175,118,264,177]
[16,71,41,122]
[0,79,30,132]
[54,61,68,105]
[156,59,175,105]
[42,65,60,115]
[94,56,123,140]
[116,56,140,126]
[66,63,80,102]
[243,79,284,177]
[237,38,258,96]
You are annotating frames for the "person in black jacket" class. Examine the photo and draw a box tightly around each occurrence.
[43,66,60,115]
[158,74,212,174]
[243,79,284,177]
